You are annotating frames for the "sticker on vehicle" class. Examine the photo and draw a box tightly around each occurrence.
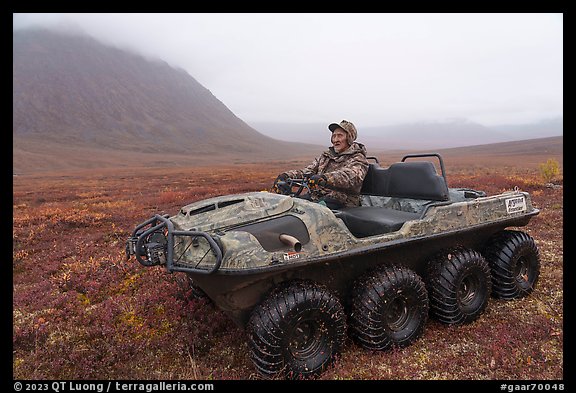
[505,196,527,214]
[283,252,301,261]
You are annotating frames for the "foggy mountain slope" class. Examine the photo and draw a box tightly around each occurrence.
[13,29,320,172]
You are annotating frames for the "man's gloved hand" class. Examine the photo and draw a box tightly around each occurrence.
[273,173,291,194]
[308,174,327,189]
[276,173,289,182]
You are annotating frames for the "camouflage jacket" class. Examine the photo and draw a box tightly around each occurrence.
[285,142,369,207]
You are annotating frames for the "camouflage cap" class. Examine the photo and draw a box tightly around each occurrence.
[328,120,357,145]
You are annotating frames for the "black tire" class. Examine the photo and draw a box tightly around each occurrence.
[482,230,540,299]
[246,281,347,379]
[349,265,429,351]
[427,248,492,325]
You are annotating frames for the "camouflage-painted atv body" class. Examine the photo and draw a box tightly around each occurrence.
[126,153,540,379]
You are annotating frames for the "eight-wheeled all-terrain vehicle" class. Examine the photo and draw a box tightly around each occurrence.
[126,153,541,379]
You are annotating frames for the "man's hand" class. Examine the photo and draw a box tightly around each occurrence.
[275,173,289,182]
[308,174,327,189]
[273,173,291,194]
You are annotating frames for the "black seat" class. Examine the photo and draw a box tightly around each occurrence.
[337,207,420,238]
[387,161,449,201]
[339,160,449,238]
[360,163,389,195]
[360,161,449,201]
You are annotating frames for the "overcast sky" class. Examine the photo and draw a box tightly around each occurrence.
[13,13,563,127]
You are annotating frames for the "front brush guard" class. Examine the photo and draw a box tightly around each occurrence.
[126,214,223,274]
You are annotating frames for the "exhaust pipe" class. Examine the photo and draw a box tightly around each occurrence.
[279,233,302,252]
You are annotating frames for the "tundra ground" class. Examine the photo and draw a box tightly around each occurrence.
[13,160,563,380]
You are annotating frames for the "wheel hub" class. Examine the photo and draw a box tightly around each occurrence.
[289,319,322,359]
[386,297,410,331]
[515,256,530,282]
[458,275,480,306]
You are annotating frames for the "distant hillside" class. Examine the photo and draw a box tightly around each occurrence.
[13,29,320,173]
[250,118,563,150]
[370,136,563,171]
[436,135,563,157]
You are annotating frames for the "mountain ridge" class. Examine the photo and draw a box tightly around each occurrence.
[13,28,321,172]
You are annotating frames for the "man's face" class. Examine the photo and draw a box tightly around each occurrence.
[331,129,350,153]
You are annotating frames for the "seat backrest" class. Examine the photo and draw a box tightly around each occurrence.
[360,163,389,195]
[386,161,449,201]
[361,161,449,201]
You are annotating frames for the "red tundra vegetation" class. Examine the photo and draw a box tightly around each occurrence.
[13,156,563,380]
